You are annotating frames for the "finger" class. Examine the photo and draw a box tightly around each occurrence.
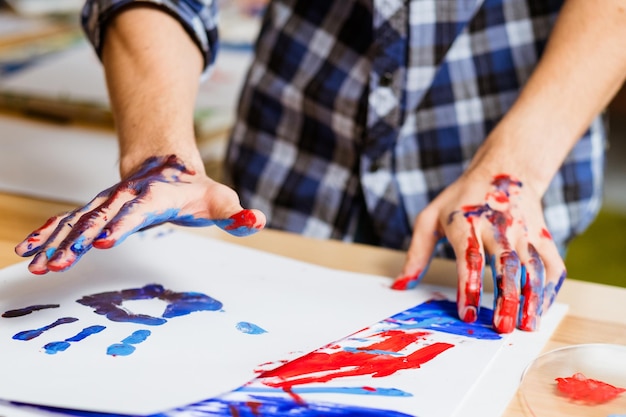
[392,210,441,290]
[489,248,522,334]
[211,208,266,237]
[25,211,84,275]
[452,220,485,324]
[536,228,567,313]
[46,190,138,272]
[518,243,545,331]
[15,214,65,257]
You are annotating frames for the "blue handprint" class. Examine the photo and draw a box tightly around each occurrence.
[3,284,262,357]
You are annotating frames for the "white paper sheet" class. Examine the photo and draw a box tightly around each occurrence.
[0,228,427,415]
[0,228,566,416]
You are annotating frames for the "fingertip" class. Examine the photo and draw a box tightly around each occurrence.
[27,252,49,275]
[47,250,77,272]
[219,208,266,237]
[391,270,424,291]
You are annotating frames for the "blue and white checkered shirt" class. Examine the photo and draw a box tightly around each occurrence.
[82,0,606,254]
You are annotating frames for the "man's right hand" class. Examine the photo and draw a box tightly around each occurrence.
[15,155,266,275]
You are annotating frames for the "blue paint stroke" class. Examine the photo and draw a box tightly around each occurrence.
[238,386,411,397]
[107,329,151,357]
[387,299,501,340]
[343,347,403,356]
[236,321,267,334]
[44,325,106,354]
[6,395,416,417]
[2,304,60,318]
[157,394,416,417]
[12,317,78,341]
[77,284,222,325]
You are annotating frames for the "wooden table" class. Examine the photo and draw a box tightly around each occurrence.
[1,191,625,416]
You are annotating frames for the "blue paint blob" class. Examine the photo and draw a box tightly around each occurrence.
[107,343,135,357]
[44,341,71,354]
[388,299,501,340]
[13,317,78,341]
[2,304,60,318]
[70,235,88,255]
[236,321,267,335]
[107,330,151,357]
[45,247,56,259]
[77,284,222,325]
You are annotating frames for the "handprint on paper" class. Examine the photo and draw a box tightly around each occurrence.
[3,284,265,357]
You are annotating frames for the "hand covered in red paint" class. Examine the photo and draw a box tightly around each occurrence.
[15,155,266,275]
[392,172,566,334]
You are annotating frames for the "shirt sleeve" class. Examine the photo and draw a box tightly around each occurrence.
[81,0,218,77]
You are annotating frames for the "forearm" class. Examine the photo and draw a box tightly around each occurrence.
[101,5,205,178]
[467,0,626,196]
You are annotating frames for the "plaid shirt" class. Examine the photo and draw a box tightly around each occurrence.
[82,0,606,253]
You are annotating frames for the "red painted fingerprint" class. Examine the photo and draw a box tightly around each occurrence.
[555,372,626,404]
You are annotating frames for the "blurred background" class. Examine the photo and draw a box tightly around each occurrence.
[0,0,624,288]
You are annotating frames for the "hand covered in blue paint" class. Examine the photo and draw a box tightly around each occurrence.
[15,155,266,275]
[392,172,566,334]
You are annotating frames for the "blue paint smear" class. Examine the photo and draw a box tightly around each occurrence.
[10,397,415,417]
[107,330,151,357]
[155,395,416,417]
[2,304,60,318]
[388,299,501,340]
[44,325,107,355]
[236,321,267,334]
[12,317,78,341]
[66,325,107,342]
[77,284,222,325]
[342,347,403,356]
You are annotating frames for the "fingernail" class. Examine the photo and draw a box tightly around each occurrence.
[460,305,478,323]
[494,315,515,334]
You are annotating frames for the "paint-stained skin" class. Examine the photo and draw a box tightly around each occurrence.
[15,155,264,274]
[443,174,565,333]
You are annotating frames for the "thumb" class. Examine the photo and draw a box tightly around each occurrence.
[214,208,266,237]
[392,209,442,290]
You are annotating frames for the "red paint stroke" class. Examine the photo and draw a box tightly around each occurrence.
[246,401,262,416]
[540,228,552,240]
[555,372,626,404]
[259,329,454,402]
